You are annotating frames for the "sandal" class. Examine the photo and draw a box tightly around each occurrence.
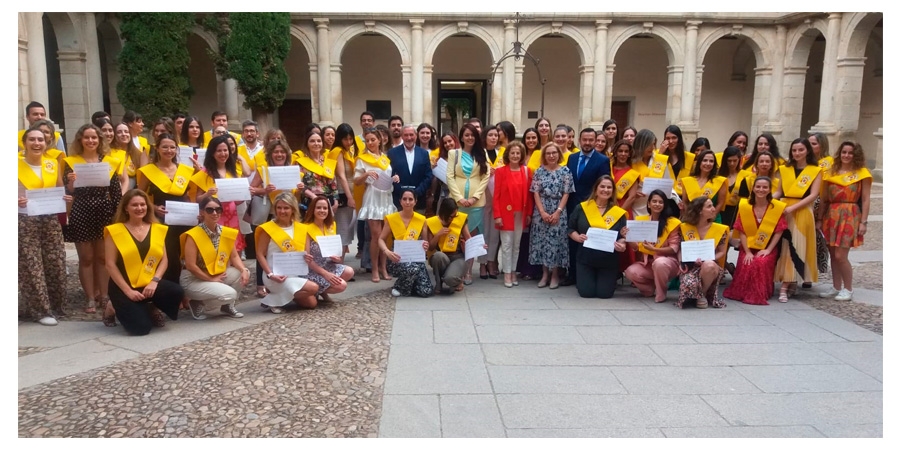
[778,289,789,303]
[455,284,465,292]
[84,297,97,314]
[256,286,268,298]
[102,302,117,327]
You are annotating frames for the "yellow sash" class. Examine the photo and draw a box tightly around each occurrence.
[354,136,365,157]
[581,200,626,230]
[738,199,786,250]
[256,221,307,252]
[295,153,337,179]
[681,176,727,202]
[680,222,729,267]
[139,163,193,197]
[18,157,59,189]
[325,147,343,161]
[105,223,168,288]
[646,153,670,179]
[306,222,337,239]
[779,165,821,198]
[429,148,441,165]
[818,156,834,172]
[18,148,63,161]
[65,155,120,180]
[488,147,505,169]
[824,167,872,187]
[357,151,391,170]
[614,168,640,200]
[237,145,256,173]
[180,226,238,275]
[736,169,780,198]
[386,212,426,241]
[426,212,467,252]
[635,215,681,255]
[526,149,570,171]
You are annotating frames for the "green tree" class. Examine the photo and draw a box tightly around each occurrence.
[117,13,194,122]
[206,13,291,130]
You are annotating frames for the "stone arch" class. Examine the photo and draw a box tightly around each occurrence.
[424,23,501,65]
[697,25,768,68]
[520,24,593,66]
[331,22,410,66]
[44,12,81,51]
[839,12,882,58]
[289,24,316,62]
[191,25,218,52]
[608,23,680,66]
[785,18,828,67]
[96,18,123,117]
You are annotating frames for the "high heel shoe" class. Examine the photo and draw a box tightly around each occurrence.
[479,264,488,280]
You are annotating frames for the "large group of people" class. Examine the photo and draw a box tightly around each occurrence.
[18,100,874,333]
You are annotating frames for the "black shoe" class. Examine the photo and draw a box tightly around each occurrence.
[802,282,812,289]
[559,277,576,287]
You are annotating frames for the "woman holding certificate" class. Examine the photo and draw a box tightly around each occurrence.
[723,177,787,305]
[104,189,184,335]
[818,141,872,302]
[624,190,682,303]
[64,124,125,315]
[331,124,360,258]
[679,150,728,220]
[191,135,248,253]
[354,127,399,282]
[611,139,640,272]
[447,123,491,285]
[630,129,675,217]
[427,198,474,293]
[492,141,533,288]
[378,189,434,297]
[658,125,693,197]
[18,128,69,325]
[677,196,729,309]
[773,138,823,302]
[566,176,628,299]
[296,130,339,211]
[303,196,355,302]
[255,193,320,313]
[180,196,250,320]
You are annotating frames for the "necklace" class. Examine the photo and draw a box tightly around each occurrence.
[126,221,146,235]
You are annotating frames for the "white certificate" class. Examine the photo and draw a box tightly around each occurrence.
[393,240,426,263]
[177,146,195,165]
[73,162,112,188]
[433,158,448,184]
[464,234,487,261]
[584,227,618,253]
[315,234,343,258]
[372,169,394,191]
[215,177,252,202]
[266,165,301,190]
[681,239,716,262]
[625,220,659,243]
[25,187,66,216]
[271,251,308,276]
[195,149,207,164]
[164,201,199,226]
[641,177,674,195]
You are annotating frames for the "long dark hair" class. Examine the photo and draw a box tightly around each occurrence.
[743,133,781,170]
[204,135,238,179]
[334,123,356,156]
[727,131,749,153]
[459,123,488,174]
[417,123,438,150]
[302,195,335,228]
[690,150,719,177]
[522,127,540,152]
[497,121,516,145]
[438,131,458,160]
[647,189,679,238]
[180,116,204,148]
[786,138,817,168]
[663,124,686,174]
[602,119,620,145]
[717,146,742,177]
[748,177,774,206]
[689,137,711,154]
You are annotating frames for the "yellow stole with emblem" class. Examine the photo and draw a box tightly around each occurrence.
[736,169,780,198]
[681,176,727,202]
[645,153,670,179]
[426,212,468,253]
[180,226,238,275]
[488,147,506,169]
[824,167,872,187]
[680,222,729,267]
[635,215,681,255]
[190,169,239,201]
[738,199,786,250]
[105,223,168,288]
[140,164,193,199]
[108,148,135,177]
[581,200,626,230]
[65,155,120,180]
[429,149,441,165]
[779,165,821,199]
[357,151,391,170]
[295,153,337,179]
[386,212,426,241]
[18,157,59,189]
[256,221,307,252]
[614,167,640,200]
[818,156,834,172]
[305,221,337,240]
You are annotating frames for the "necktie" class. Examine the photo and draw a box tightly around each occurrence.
[577,154,588,178]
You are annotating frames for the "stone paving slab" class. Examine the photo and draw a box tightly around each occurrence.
[496,394,729,429]
[675,325,802,344]
[377,395,440,438]
[745,310,853,343]
[650,343,843,366]
[575,325,696,345]
[476,325,585,344]
[482,344,664,366]
[812,341,884,382]
[610,310,772,326]
[471,309,620,326]
[19,340,139,390]
[700,391,883,427]
[661,425,825,438]
[507,427,666,438]
[732,364,883,393]
[466,296,559,310]
[551,296,651,310]
[18,321,118,348]
[609,366,762,395]
[487,366,627,394]
[394,296,468,311]
[786,309,883,342]
[383,344,492,394]
[815,423,884,438]
[432,310,478,344]
[389,310,433,344]
[438,394,505,438]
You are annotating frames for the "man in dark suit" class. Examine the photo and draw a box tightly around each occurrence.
[388,124,433,212]
[562,127,611,286]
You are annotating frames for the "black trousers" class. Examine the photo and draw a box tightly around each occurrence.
[575,261,619,299]
[109,279,184,336]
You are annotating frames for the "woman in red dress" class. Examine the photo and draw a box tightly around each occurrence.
[611,139,639,272]
[723,176,787,305]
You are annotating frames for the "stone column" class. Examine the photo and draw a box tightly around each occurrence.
[762,25,787,137]
[490,66,502,126]
[57,50,89,129]
[811,12,842,134]
[579,65,592,130]
[82,13,104,116]
[423,64,434,125]
[502,20,516,123]
[751,67,772,141]
[833,56,867,143]
[410,19,424,123]
[666,65,684,124]
[223,78,240,128]
[24,12,49,123]
[591,20,610,128]
[605,65,615,121]
[308,62,320,123]
[679,21,700,129]
[873,127,882,179]
[513,62,524,132]
[329,63,343,126]
[781,66,807,143]
[401,64,412,122]
[314,19,332,124]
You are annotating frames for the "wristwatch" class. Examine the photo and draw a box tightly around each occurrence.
[266,272,275,279]
[151,276,160,282]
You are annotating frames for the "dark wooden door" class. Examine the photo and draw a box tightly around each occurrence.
[611,101,630,129]
[278,99,312,151]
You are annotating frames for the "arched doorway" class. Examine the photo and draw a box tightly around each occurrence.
[698,37,757,151]
[41,13,65,132]
[186,32,218,124]
[522,35,581,132]
[341,34,402,129]
[611,36,670,135]
[96,19,122,119]
[432,35,492,135]
[279,33,313,149]
[856,19,882,166]
[799,33,826,140]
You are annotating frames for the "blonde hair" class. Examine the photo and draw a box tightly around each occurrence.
[272,191,301,223]
[540,142,563,167]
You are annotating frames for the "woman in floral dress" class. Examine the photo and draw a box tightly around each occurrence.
[529,142,575,288]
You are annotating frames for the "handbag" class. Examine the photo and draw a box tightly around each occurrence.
[250,195,270,225]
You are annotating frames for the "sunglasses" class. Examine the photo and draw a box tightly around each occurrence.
[204,206,223,214]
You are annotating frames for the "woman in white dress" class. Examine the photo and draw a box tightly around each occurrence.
[354,127,399,282]
[254,192,320,313]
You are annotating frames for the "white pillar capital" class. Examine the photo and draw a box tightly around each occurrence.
[313,18,329,29]
[595,19,611,29]
[409,18,424,28]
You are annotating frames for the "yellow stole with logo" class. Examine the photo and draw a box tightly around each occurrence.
[105,223,168,288]
[306,222,337,240]
[386,212,426,241]
[681,176,727,202]
[488,147,506,169]
[65,155,120,180]
[646,153,670,179]
[635,215,681,255]
[680,222,729,267]
[180,226,238,275]
[581,200,626,230]
[824,167,872,187]
[357,151,391,170]
[140,164,193,198]
[614,168,640,200]
[257,221,307,252]
[426,212,467,253]
[429,149,441,165]
[18,157,59,189]
[190,170,239,201]
[108,148,136,177]
[738,199,786,250]
[295,153,337,179]
[779,165,821,199]
[818,156,834,172]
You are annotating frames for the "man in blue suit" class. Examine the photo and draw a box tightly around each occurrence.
[562,127,611,286]
[387,124,433,212]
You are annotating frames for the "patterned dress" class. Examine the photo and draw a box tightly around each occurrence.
[528,166,575,269]
[306,236,348,294]
[63,156,121,243]
[823,182,865,248]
